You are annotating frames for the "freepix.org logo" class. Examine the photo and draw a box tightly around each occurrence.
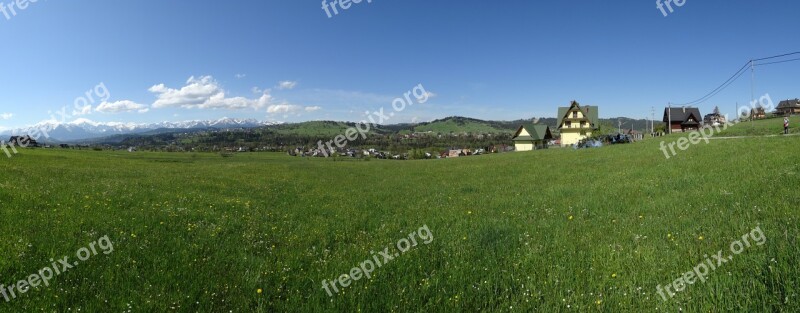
[321,0,372,19]
[656,0,686,17]
[0,0,38,21]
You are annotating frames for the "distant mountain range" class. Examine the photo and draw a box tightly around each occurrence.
[0,116,659,143]
[0,118,274,142]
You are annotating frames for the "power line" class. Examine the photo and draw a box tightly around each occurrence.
[753,51,800,62]
[700,68,749,105]
[755,57,800,67]
[672,51,800,106]
[672,62,749,106]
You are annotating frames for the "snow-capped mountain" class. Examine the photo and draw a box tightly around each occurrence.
[0,118,276,142]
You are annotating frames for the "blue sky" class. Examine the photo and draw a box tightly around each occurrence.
[0,0,798,128]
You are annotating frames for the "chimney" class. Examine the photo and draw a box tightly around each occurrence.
[682,107,686,113]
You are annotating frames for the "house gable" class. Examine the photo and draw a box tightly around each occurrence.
[513,124,552,142]
[663,107,703,132]
[557,101,599,131]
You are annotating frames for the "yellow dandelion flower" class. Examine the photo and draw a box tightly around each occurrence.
[257,289,263,294]
[698,236,704,240]
[568,215,574,220]
[595,299,602,305]
[611,273,617,278]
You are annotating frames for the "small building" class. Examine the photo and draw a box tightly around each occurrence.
[8,135,38,147]
[557,101,599,147]
[750,107,767,120]
[623,129,643,141]
[663,107,702,133]
[775,99,800,116]
[512,124,553,151]
[703,112,727,126]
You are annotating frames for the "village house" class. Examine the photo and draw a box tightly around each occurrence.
[623,129,643,141]
[8,135,38,147]
[703,107,727,126]
[663,107,702,133]
[775,99,800,116]
[750,107,767,120]
[556,101,599,147]
[512,124,553,151]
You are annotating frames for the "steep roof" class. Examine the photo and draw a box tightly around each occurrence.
[777,99,800,109]
[663,107,702,124]
[512,124,553,141]
[556,101,599,129]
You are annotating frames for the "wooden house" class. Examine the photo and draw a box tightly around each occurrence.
[663,107,702,133]
[776,99,800,116]
[750,107,766,120]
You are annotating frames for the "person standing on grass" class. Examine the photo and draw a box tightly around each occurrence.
[784,117,790,134]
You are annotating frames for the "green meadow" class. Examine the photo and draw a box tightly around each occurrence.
[0,126,798,312]
[715,116,800,137]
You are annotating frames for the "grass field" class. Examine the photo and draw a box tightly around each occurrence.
[0,126,799,312]
[715,116,800,137]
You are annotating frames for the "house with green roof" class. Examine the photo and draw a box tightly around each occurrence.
[557,101,599,147]
[512,124,553,151]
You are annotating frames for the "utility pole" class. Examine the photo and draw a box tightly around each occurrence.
[750,59,755,126]
[651,106,655,134]
[667,102,672,134]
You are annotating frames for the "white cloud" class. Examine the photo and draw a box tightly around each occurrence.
[0,113,12,120]
[267,104,302,114]
[72,105,92,116]
[424,91,437,99]
[277,81,297,90]
[149,76,271,110]
[235,74,246,79]
[267,104,322,115]
[96,100,149,113]
[252,86,265,94]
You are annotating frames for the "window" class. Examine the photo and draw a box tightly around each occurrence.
[572,112,578,118]
[565,121,571,128]
[580,122,586,128]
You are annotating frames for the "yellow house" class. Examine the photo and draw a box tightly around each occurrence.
[557,101,599,147]
[512,124,553,152]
